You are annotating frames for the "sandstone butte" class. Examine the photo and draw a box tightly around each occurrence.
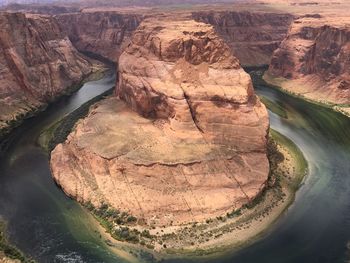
[0,12,92,137]
[50,17,270,227]
[265,15,350,114]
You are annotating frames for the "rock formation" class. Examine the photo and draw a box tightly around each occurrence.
[56,10,292,67]
[0,12,92,137]
[266,16,350,107]
[51,17,269,227]
[192,11,293,66]
[56,12,143,62]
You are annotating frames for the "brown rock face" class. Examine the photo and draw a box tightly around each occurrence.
[192,11,293,66]
[55,10,292,67]
[56,12,143,62]
[0,12,92,137]
[267,16,350,105]
[51,17,269,226]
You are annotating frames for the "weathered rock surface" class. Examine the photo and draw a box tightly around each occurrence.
[56,12,143,62]
[56,10,292,67]
[51,17,269,226]
[266,16,350,105]
[0,12,92,137]
[192,11,293,66]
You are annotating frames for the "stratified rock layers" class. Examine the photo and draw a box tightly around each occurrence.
[51,18,269,226]
[56,11,292,67]
[266,17,350,105]
[56,12,143,61]
[192,11,293,66]
[0,12,92,136]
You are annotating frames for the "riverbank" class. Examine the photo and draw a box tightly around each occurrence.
[80,127,308,261]
[0,66,112,263]
[0,221,35,263]
[0,62,109,143]
[38,85,113,153]
[263,72,350,118]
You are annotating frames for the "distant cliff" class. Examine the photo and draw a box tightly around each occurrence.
[0,12,92,137]
[56,12,143,62]
[266,16,350,110]
[55,11,292,67]
[192,11,293,66]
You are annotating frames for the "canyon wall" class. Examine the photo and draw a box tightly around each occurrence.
[0,12,92,137]
[192,11,293,66]
[266,16,350,109]
[51,17,269,227]
[56,12,143,62]
[56,11,292,67]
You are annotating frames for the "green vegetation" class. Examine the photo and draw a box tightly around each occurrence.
[270,129,308,190]
[0,221,36,262]
[83,202,155,246]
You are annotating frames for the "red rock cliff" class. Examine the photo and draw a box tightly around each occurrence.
[0,12,92,137]
[192,11,293,66]
[55,10,292,67]
[56,12,143,62]
[266,16,350,107]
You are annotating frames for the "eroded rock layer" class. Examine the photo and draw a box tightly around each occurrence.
[0,12,92,137]
[56,12,143,62]
[51,17,269,226]
[56,10,292,67]
[192,11,293,66]
[266,16,350,105]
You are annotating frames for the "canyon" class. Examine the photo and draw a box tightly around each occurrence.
[0,6,295,139]
[0,12,94,138]
[265,15,350,115]
[55,10,293,66]
[0,0,349,259]
[50,16,270,228]
[56,11,143,62]
[192,11,293,66]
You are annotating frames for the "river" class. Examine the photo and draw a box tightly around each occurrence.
[0,70,349,263]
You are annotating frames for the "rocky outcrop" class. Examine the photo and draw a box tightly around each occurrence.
[266,16,350,106]
[192,11,293,66]
[56,12,143,62]
[0,12,92,137]
[51,17,269,227]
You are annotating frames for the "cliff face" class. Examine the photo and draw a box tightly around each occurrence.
[55,11,292,67]
[0,12,92,137]
[56,12,143,62]
[51,17,269,227]
[266,17,350,106]
[192,11,293,66]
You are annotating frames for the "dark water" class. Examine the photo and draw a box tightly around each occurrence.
[0,71,350,263]
[209,79,350,263]
[0,72,129,263]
